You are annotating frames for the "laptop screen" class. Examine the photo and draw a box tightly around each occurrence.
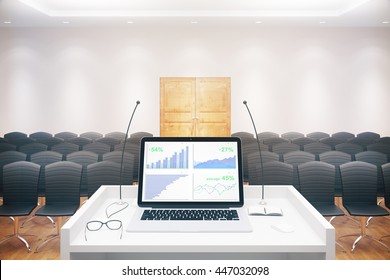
[137,137,244,208]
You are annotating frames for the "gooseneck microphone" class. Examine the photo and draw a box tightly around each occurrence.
[243,100,266,205]
[106,100,140,218]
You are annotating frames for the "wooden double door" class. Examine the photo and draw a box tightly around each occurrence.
[160,77,231,137]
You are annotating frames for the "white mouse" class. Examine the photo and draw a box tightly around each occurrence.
[270,223,294,233]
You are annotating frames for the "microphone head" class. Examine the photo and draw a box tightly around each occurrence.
[136,100,140,104]
[243,100,247,105]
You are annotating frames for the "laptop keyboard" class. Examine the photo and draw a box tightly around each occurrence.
[141,209,240,221]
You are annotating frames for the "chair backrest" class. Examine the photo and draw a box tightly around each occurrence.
[319,137,345,149]
[0,151,27,195]
[377,137,390,145]
[95,137,121,151]
[355,151,387,196]
[332,132,355,141]
[51,142,80,159]
[356,132,380,144]
[282,151,315,190]
[381,163,390,209]
[130,131,153,139]
[0,143,17,153]
[252,161,293,186]
[54,131,78,141]
[115,142,142,182]
[105,131,126,141]
[340,161,378,206]
[298,161,336,206]
[271,142,300,160]
[366,143,390,161]
[66,137,93,149]
[231,131,254,139]
[263,137,288,147]
[291,137,316,150]
[35,136,64,148]
[281,132,304,141]
[307,131,330,141]
[66,151,99,196]
[19,143,48,160]
[303,142,331,159]
[102,151,134,185]
[257,132,279,141]
[29,132,52,140]
[247,151,280,184]
[4,131,28,141]
[80,131,103,141]
[335,143,364,160]
[82,142,111,160]
[30,151,63,196]
[2,161,40,206]
[45,161,82,206]
[87,161,122,197]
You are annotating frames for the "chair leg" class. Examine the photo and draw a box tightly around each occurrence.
[35,216,62,253]
[339,216,390,252]
[0,217,33,252]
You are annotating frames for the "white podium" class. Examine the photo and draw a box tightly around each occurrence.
[61,185,335,260]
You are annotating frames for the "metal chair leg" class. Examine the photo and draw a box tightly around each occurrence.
[35,216,62,253]
[0,217,34,252]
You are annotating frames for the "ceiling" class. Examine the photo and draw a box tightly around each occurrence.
[0,0,389,27]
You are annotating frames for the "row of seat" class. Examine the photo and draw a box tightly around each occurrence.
[0,150,135,198]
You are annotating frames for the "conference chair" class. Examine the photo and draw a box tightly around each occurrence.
[87,161,122,198]
[271,142,300,161]
[18,143,48,161]
[357,131,380,141]
[105,131,126,141]
[319,137,345,150]
[250,161,293,186]
[291,137,316,150]
[34,161,82,252]
[80,131,103,141]
[95,137,121,151]
[282,151,315,191]
[247,151,279,185]
[281,131,304,141]
[0,143,16,153]
[0,151,27,197]
[242,141,269,181]
[380,163,390,241]
[82,142,110,161]
[3,131,28,142]
[263,137,288,148]
[130,131,153,139]
[66,136,93,150]
[115,142,142,182]
[303,142,331,160]
[339,161,390,252]
[332,132,355,142]
[34,136,63,149]
[335,143,364,160]
[319,151,352,198]
[102,151,134,186]
[257,132,279,141]
[29,131,52,140]
[9,137,35,149]
[306,131,330,141]
[0,161,40,252]
[27,151,63,227]
[377,137,390,145]
[367,143,390,162]
[51,142,79,160]
[54,131,78,141]
[355,151,387,197]
[231,131,254,139]
[66,151,99,197]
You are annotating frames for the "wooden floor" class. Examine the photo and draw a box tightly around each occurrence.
[1,203,390,260]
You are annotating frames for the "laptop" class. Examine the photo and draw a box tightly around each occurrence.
[126,136,252,232]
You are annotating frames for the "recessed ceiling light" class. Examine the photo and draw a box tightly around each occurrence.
[383,21,389,24]
[62,21,70,24]
[127,21,134,24]
[255,21,262,24]
[3,21,12,24]
[319,21,326,24]
[190,21,198,24]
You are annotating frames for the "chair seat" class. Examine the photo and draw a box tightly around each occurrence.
[344,204,389,217]
[0,204,37,216]
[312,204,345,217]
[35,204,79,217]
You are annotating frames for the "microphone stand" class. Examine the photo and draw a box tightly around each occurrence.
[243,100,266,205]
[106,100,140,218]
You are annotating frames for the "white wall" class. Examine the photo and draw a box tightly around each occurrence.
[1,26,389,137]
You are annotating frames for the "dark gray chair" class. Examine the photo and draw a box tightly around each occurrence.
[307,131,330,141]
[130,131,153,139]
[247,151,279,185]
[339,161,390,252]
[0,161,40,251]
[367,143,390,162]
[319,137,345,150]
[250,161,293,186]
[51,142,79,160]
[29,132,52,140]
[80,132,103,141]
[291,137,316,150]
[257,132,279,141]
[115,142,142,182]
[4,131,28,142]
[319,151,351,197]
[34,161,82,252]
[105,131,126,141]
[54,131,78,141]
[335,143,364,160]
[0,143,16,153]
[82,142,111,161]
[95,137,121,151]
[0,151,27,197]
[102,151,134,186]
[231,131,254,139]
[241,142,269,181]
[332,132,355,142]
[66,151,99,197]
[66,137,93,150]
[35,137,63,149]
[281,132,304,141]
[380,163,390,241]
[377,137,390,145]
[263,137,288,148]
[303,142,331,160]
[19,143,48,161]
[87,161,122,198]
[282,151,315,191]
[271,142,300,160]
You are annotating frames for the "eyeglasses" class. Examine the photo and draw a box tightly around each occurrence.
[84,220,123,241]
